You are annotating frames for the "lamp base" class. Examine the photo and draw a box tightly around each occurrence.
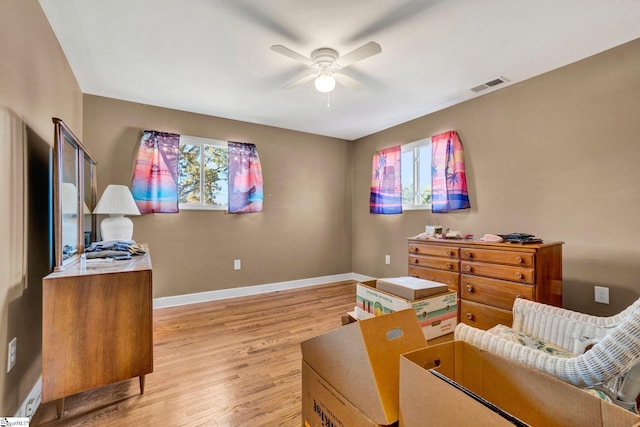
[100,215,134,241]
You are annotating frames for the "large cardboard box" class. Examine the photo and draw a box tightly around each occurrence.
[399,341,640,427]
[301,309,425,426]
[302,361,387,427]
[376,276,449,300]
[356,281,457,340]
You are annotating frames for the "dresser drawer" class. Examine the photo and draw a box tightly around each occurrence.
[409,255,459,272]
[408,265,459,293]
[409,243,459,259]
[460,299,513,330]
[460,261,535,284]
[461,275,534,310]
[460,248,534,267]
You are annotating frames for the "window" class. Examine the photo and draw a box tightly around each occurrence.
[178,135,228,210]
[401,138,432,209]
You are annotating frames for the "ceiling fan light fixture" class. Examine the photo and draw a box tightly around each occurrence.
[314,72,336,93]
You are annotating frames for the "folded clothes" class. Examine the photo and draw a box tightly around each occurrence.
[85,239,147,255]
[84,250,131,259]
[498,233,543,244]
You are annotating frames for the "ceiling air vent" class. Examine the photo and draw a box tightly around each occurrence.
[471,76,509,93]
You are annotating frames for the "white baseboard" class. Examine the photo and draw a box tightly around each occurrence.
[14,375,41,419]
[153,272,374,309]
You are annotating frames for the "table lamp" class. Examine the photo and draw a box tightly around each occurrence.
[93,184,141,241]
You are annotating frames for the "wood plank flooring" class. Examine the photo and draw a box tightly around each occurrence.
[31,280,356,426]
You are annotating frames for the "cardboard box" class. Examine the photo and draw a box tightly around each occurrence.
[399,341,640,427]
[356,281,457,340]
[301,309,425,426]
[376,276,449,300]
[301,361,389,427]
[341,311,358,326]
[346,311,454,347]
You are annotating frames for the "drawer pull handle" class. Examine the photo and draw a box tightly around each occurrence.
[515,272,523,279]
[515,256,523,263]
[447,263,454,270]
[413,259,419,265]
[466,252,473,259]
[465,265,472,272]
[516,294,522,299]
[466,284,473,293]
[447,250,455,257]
[466,313,474,321]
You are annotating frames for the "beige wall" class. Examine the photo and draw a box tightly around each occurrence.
[82,96,353,298]
[353,38,640,316]
[0,0,83,416]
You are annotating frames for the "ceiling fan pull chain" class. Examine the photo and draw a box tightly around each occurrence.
[326,92,331,108]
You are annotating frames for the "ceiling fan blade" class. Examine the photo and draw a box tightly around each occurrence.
[219,1,302,43]
[337,41,382,67]
[282,70,317,89]
[346,0,441,43]
[270,45,315,67]
[334,72,363,91]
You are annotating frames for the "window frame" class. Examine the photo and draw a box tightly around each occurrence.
[178,135,228,211]
[401,137,432,210]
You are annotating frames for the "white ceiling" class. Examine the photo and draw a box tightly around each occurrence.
[39,0,640,141]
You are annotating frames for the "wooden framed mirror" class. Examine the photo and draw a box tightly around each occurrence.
[53,118,97,271]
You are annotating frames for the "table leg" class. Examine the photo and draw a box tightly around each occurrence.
[55,397,65,419]
[139,375,146,394]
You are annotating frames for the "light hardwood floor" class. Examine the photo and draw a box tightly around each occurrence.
[32,280,356,426]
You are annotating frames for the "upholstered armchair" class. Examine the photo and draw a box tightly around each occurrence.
[455,297,640,412]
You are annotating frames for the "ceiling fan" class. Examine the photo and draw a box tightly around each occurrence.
[270,41,382,93]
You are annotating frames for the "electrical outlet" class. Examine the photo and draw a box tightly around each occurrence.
[234,259,241,270]
[7,337,16,372]
[385,255,391,265]
[26,397,37,417]
[594,286,609,304]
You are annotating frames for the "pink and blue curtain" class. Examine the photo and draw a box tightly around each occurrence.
[131,130,180,214]
[431,131,470,213]
[370,145,402,214]
[228,141,263,213]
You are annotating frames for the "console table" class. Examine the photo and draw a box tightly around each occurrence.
[42,252,153,418]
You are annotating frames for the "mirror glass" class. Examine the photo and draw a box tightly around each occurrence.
[53,118,97,270]
[83,153,96,247]
[61,137,78,260]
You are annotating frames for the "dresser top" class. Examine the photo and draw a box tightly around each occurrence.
[408,237,564,250]
[44,252,152,279]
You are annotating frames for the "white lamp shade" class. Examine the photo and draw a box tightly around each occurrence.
[63,182,92,214]
[93,185,141,216]
[93,184,140,241]
[62,182,79,214]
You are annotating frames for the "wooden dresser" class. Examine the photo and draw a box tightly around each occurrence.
[408,239,563,330]
[42,252,153,417]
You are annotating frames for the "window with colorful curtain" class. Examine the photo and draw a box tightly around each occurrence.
[130,130,180,214]
[370,145,402,214]
[228,141,264,213]
[431,130,470,213]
